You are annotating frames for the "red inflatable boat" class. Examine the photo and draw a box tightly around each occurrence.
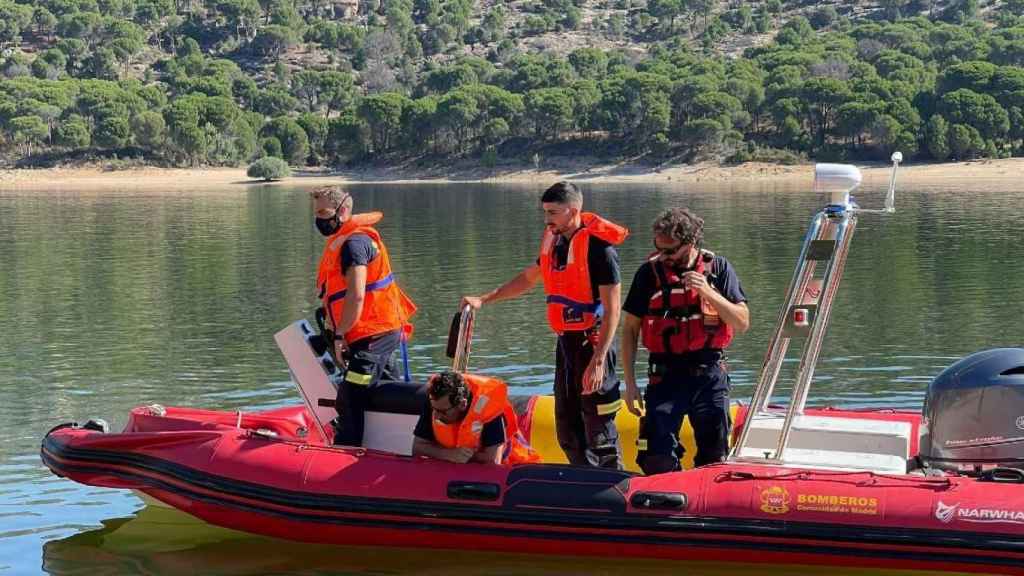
[40,162,1024,574]
[40,397,1024,575]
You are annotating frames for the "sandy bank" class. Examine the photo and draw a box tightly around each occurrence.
[1,158,1022,192]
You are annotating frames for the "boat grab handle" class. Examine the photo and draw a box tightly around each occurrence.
[447,481,500,501]
[980,467,1024,483]
[631,491,687,511]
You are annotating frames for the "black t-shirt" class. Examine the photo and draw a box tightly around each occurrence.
[538,233,621,301]
[413,396,507,448]
[623,255,747,318]
[340,234,378,274]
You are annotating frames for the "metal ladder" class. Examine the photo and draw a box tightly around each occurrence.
[730,154,902,465]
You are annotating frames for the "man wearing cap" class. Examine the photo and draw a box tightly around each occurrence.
[312,186,417,446]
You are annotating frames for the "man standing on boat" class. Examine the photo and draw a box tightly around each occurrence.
[312,186,417,446]
[412,370,539,465]
[461,182,628,469]
[621,207,749,474]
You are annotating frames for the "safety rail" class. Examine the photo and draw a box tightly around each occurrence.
[731,153,902,466]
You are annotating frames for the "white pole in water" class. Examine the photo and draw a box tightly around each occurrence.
[884,151,903,213]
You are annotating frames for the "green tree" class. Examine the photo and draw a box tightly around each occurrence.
[424,64,477,94]
[939,89,1010,141]
[925,114,951,160]
[836,101,881,150]
[869,114,904,155]
[801,77,852,148]
[260,136,283,158]
[33,6,58,39]
[247,156,291,180]
[261,116,309,164]
[54,114,91,148]
[938,61,996,95]
[525,87,574,140]
[298,112,327,160]
[9,115,48,155]
[568,48,608,80]
[90,47,120,80]
[132,111,167,150]
[326,111,367,160]
[252,25,298,57]
[358,93,407,152]
[94,115,130,148]
[948,123,985,158]
[1,2,35,46]
[683,118,725,152]
[106,20,145,75]
[255,87,299,116]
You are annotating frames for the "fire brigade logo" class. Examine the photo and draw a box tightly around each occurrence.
[935,501,958,523]
[1016,415,1024,431]
[760,486,790,515]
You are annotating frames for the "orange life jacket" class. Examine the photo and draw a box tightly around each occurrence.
[432,374,541,465]
[316,212,417,344]
[538,212,628,334]
[640,250,734,356]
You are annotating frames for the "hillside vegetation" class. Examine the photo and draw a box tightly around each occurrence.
[2,0,1024,169]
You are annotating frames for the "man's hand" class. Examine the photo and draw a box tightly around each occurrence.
[333,339,349,366]
[682,270,712,297]
[582,355,606,395]
[624,380,645,416]
[460,295,484,310]
[446,447,476,463]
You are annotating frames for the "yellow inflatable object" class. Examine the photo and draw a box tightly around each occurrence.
[526,396,740,472]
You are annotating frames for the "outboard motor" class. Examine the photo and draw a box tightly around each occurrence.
[920,348,1024,473]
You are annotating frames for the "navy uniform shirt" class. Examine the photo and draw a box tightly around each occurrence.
[623,255,747,318]
[340,234,378,273]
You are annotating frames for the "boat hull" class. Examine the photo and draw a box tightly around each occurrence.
[40,403,1024,575]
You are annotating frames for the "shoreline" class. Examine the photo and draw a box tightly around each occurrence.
[2,158,1023,191]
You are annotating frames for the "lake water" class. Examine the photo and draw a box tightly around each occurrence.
[1,180,1022,575]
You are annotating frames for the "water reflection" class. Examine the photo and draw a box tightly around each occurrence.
[2,182,1023,574]
[41,505,954,576]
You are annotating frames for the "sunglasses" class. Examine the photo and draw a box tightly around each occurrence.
[430,401,461,417]
[655,242,690,257]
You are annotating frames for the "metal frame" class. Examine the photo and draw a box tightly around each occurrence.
[731,154,902,464]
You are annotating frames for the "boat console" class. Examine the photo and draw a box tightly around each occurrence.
[274,319,428,454]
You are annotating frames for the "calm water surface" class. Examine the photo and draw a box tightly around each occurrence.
[1,181,1022,575]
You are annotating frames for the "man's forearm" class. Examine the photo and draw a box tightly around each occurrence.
[593,283,621,358]
[335,264,368,337]
[335,296,364,336]
[481,268,538,305]
[471,444,503,464]
[621,318,640,385]
[413,438,456,461]
[705,291,750,333]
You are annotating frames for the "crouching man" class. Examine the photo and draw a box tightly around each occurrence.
[413,371,540,465]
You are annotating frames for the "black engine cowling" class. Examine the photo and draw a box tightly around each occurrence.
[920,348,1024,472]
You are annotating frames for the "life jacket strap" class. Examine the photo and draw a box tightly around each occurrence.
[326,273,395,304]
[545,295,603,316]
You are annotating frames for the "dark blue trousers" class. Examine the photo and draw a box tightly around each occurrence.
[636,360,731,474]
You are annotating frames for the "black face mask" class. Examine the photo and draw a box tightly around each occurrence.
[315,215,340,237]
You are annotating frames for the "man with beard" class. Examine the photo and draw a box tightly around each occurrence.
[621,207,749,474]
[312,186,417,446]
[460,182,628,469]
